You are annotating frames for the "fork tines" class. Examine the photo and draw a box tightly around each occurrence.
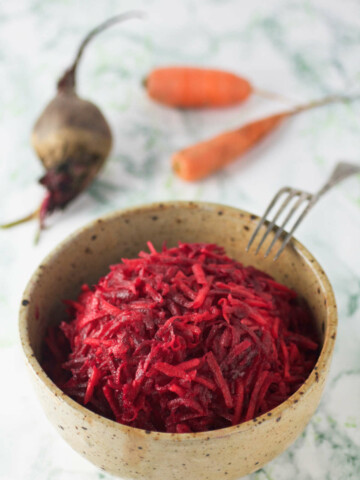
[246,187,315,261]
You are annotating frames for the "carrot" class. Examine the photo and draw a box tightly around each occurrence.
[145,66,255,108]
[145,66,291,108]
[172,95,355,181]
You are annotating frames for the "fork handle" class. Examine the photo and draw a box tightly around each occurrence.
[272,161,360,260]
[317,161,360,197]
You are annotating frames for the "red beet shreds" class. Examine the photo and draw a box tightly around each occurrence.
[43,242,319,433]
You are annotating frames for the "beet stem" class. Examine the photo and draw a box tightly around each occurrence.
[57,10,146,91]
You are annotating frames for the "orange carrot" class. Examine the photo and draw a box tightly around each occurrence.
[172,95,353,181]
[145,67,253,108]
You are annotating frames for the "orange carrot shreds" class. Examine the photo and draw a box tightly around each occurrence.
[145,67,253,108]
[172,94,357,181]
[43,242,319,433]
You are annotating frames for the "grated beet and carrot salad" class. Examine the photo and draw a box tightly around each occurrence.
[44,242,319,433]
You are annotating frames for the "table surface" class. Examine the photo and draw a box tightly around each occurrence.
[1,0,360,479]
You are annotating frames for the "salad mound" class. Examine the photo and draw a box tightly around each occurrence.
[44,242,319,433]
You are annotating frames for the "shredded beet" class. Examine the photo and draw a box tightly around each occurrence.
[43,242,319,433]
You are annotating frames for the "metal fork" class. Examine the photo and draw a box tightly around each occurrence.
[246,161,360,261]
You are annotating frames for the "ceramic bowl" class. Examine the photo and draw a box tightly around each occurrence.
[19,201,337,480]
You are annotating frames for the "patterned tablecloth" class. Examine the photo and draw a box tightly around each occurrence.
[1,0,360,479]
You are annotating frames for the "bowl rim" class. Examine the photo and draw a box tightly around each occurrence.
[19,200,337,441]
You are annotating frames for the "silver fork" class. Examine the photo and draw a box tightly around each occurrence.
[246,161,360,261]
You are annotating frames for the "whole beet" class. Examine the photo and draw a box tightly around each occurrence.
[2,11,144,238]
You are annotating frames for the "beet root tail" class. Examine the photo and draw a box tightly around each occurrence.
[0,208,40,229]
[1,192,52,245]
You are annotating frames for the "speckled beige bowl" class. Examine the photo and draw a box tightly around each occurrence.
[19,201,337,480]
